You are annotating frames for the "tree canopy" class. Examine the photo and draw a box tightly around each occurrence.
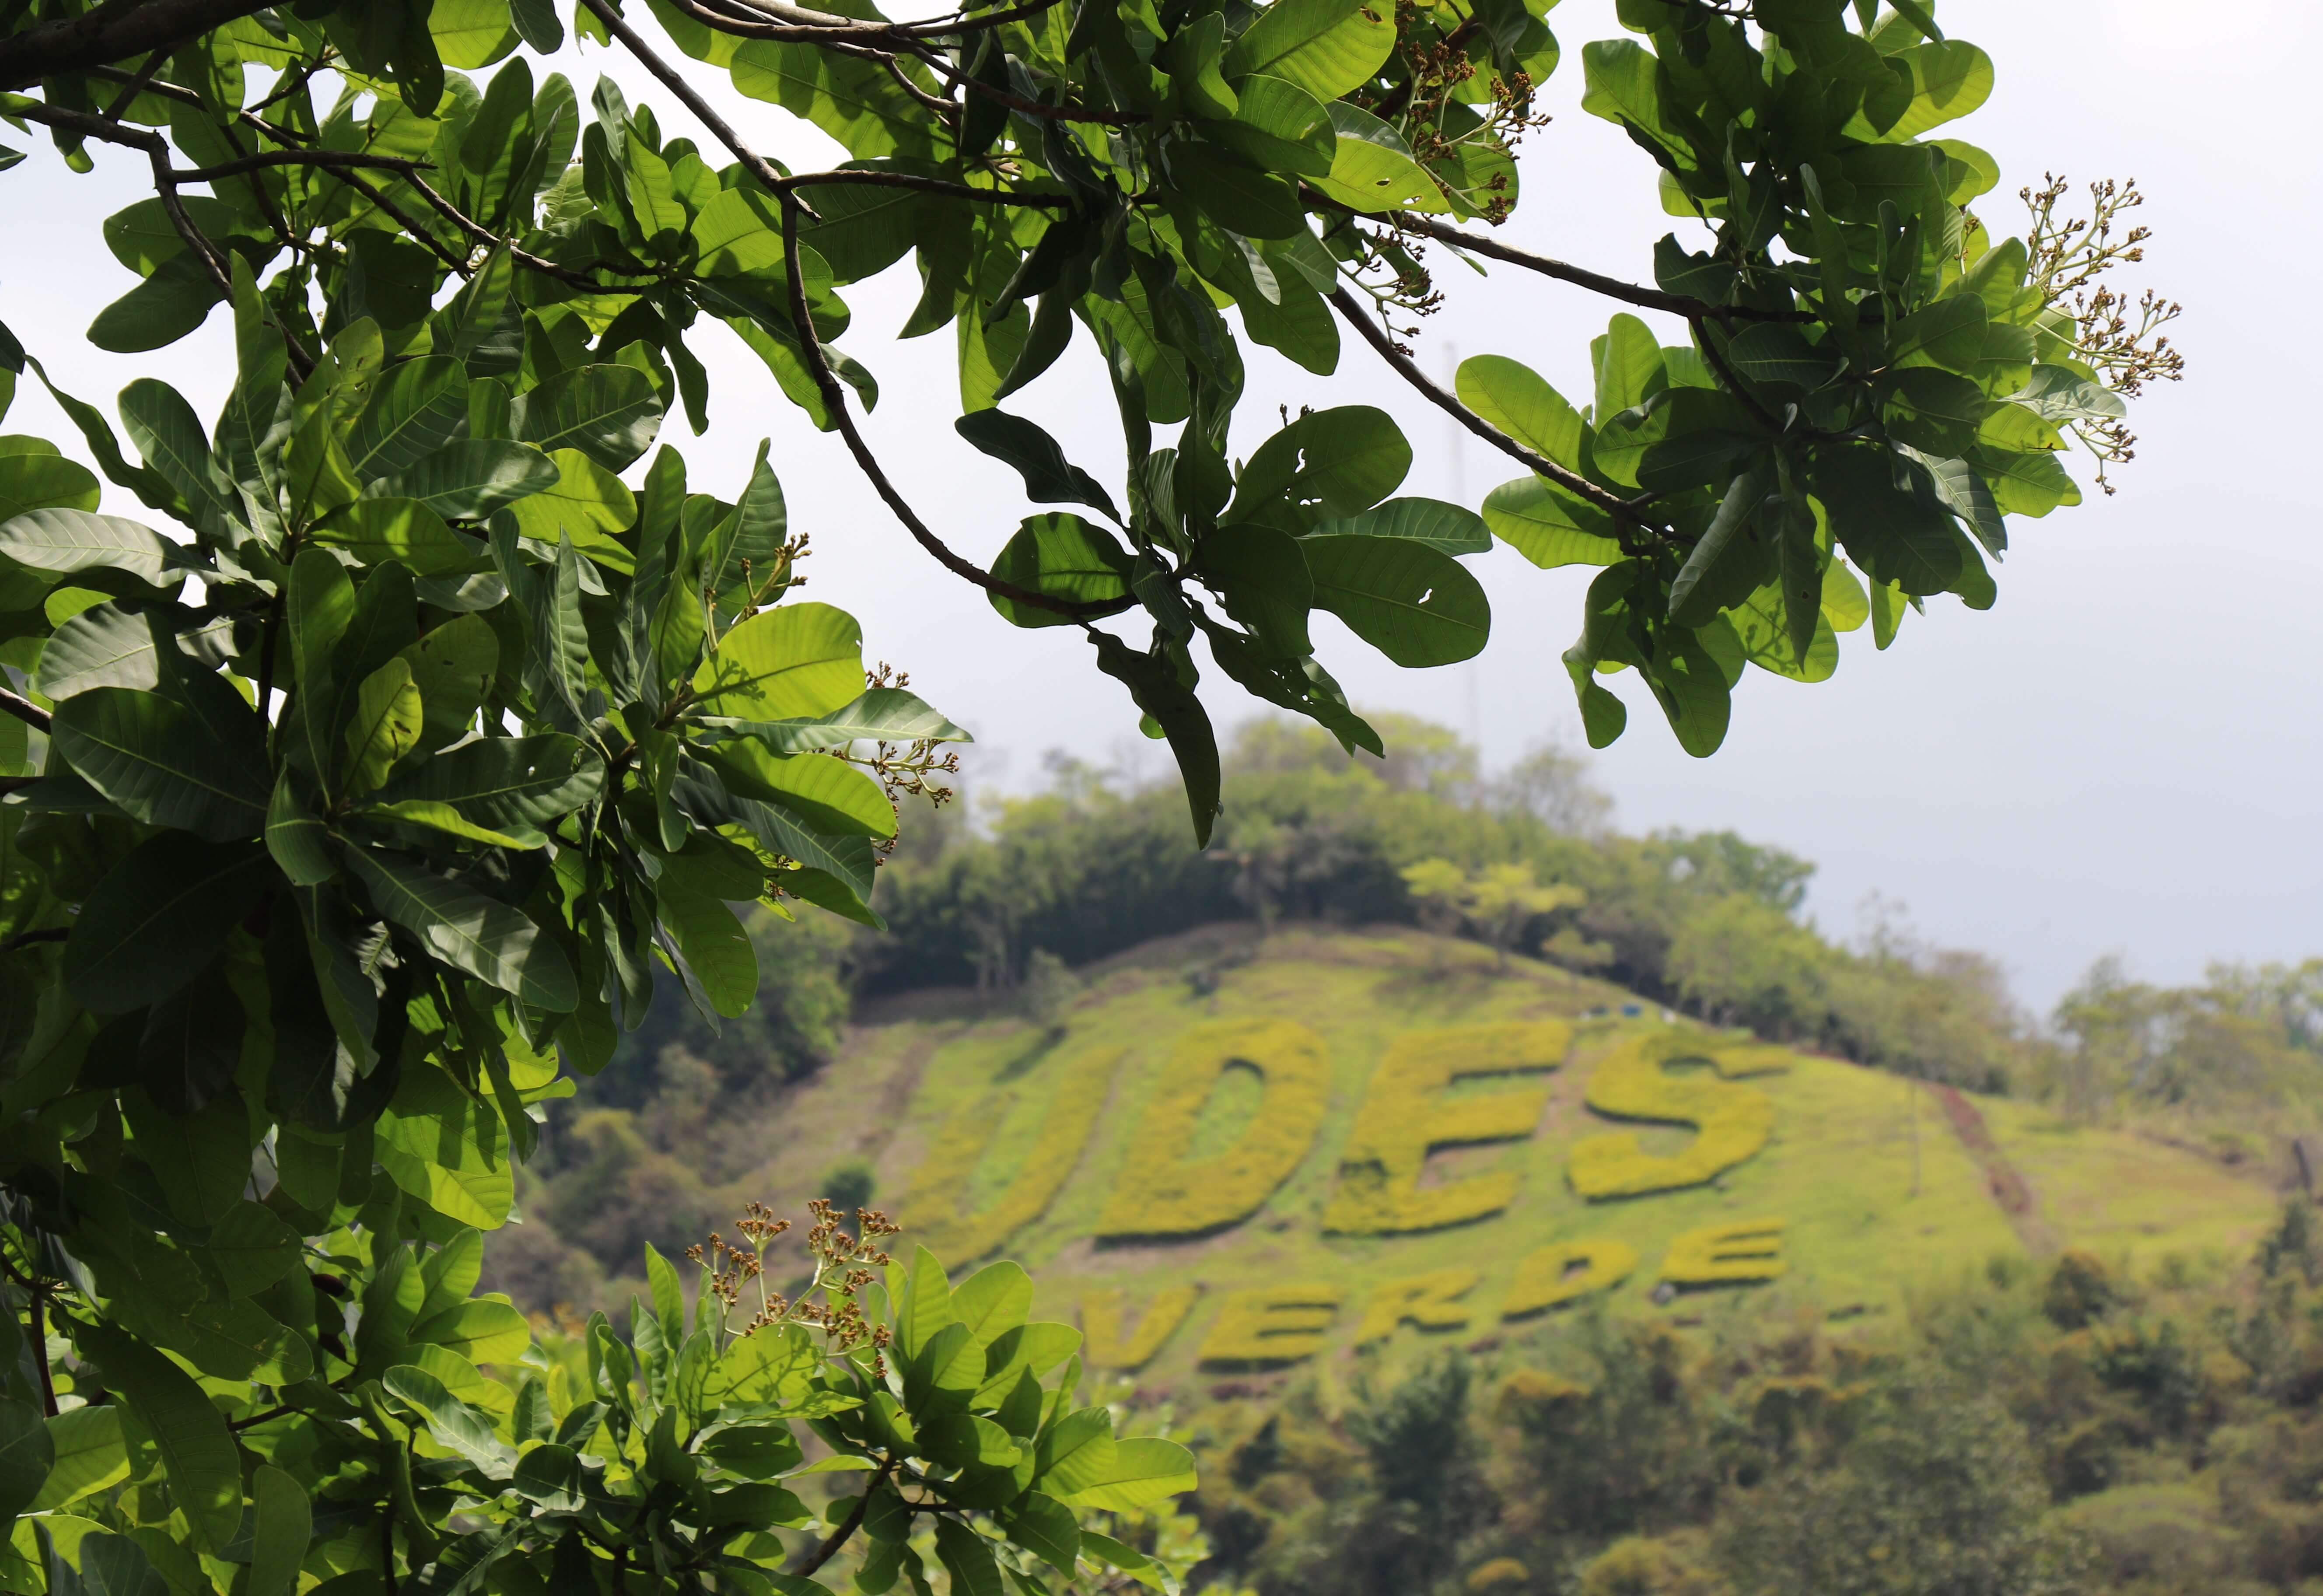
[0,0,2178,1589]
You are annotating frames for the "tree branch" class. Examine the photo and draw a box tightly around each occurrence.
[1382,209,1817,324]
[171,149,430,183]
[1324,283,1671,542]
[0,928,70,958]
[0,0,273,92]
[783,168,1068,208]
[798,1454,897,1576]
[901,39,1153,125]
[1688,315,1786,433]
[0,685,51,733]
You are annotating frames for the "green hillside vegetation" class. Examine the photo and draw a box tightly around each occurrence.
[471,712,2323,1596]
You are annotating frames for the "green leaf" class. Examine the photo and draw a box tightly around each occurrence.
[1969,442,2080,517]
[1092,633,1220,846]
[952,1262,1033,1358]
[430,0,519,68]
[697,687,973,754]
[1167,143,1305,239]
[207,1200,302,1297]
[1002,1492,1080,1575]
[385,1365,512,1470]
[348,355,471,482]
[1196,525,1313,656]
[1723,324,1846,390]
[88,254,224,354]
[343,656,423,796]
[63,833,270,1011]
[372,734,604,845]
[26,1407,126,1512]
[1810,446,1961,594]
[1055,1435,1197,1512]
[376,1066,518,1230]
[1312,497,1489,554]
[1880,41,1993,140]
[34,604,173,701]
[934,1519,1006,1596]
[691,601,865,719]
[512,363,665,471]
[731,40,938,161]
[247,1466,311,1596]
[1668,466,1768,623]
[398,612,500,748]
[0,508,180,586]
[654,875,759,1017]
[693,441,787,606]
[73,1322,241,1554]
[708,739,895,839]
[1207,74,1336,178]
[507,448,639,570]
[1890,294,1989,375]
[1482,476,1621,569]
[987,514,1132,629]
[311,497,486,577]
[1302,534,1489,667]
[1222,0,1396,101]
[0,448,98,523]
[344,847,579,1011]
[1228,404,1411,524]
[1455,355,1591,472]
[956,410,1121,522]
[368,439,560,521]
[1311,103,1446,214]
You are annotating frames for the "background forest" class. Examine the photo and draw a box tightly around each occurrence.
[492,714,2323,1596]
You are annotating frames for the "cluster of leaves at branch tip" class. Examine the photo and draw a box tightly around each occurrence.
[0,0,2181,1582]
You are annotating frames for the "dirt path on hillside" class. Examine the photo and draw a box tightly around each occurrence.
[1930,1083,2063,1257]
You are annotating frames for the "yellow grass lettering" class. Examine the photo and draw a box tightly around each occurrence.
[1199,1282,1345,1366]
[1355,1267,1482,1344]
[1324,1022,1572,1235]
[902,1045,1120,1260]
[1567,1034,1786,1199]
[1080,1284,1202,1370]
[1501,1238,1641,1318]
[1661,1217,1787,1286]
[1098,1018,1332,1238]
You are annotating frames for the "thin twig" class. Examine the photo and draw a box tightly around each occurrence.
[1688,315,1785,433]
[29,1293,57,1418]
[98,47,167,120]
[1382,209,1817,324]
[1324,283,1670,543]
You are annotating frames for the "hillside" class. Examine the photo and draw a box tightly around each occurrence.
[693,925,2281,1388]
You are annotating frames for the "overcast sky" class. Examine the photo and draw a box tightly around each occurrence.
[5,0,2314,1011]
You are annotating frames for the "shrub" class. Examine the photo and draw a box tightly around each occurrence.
[1082,1283,1203,1370]
[2044,1249,2122,1329]
[821,1159,877,1213]
[1569,1034,1784,1199]
[1355,1268,1484,1344]
[1578,1537,1719,1596]
[904,1044,1121,1260]
[1099,1019,1333,1238]
[1714,1379,2090,1596]
[1468,1558,1531,1592]
[1503,1239,1641,1317]
[1660,1220,1788,1288]
[1325,1022,1573,1235]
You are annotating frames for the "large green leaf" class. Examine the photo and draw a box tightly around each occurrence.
[343,657,423,796]
[1222,0,1395,101]
[1206,74,1336,178]
[731,39,940,162]
[72,1323,242,1554]
[1313,497,1490,554]
[0,508,180,586]
[708,738,896,839]
[1809,446,1961,595]
[62,834,271,1011]
[375,1065,518,1229]
[690,600,865,718]
[0,446,98,523]
[1197,525,1313,656]
[1303,534,1490,667]
[367,440,559,521]
[247,1466,311,1596]
[956,410,1121,522]
[1482,476,1621,569]
[50,685,267,840]
[371,733,605,844]
[26,1407,127,1512]
[344,847,578,1011]
[512,363,665,472]
[696,686,970,753]
[987,514,1132,629]
[311,497,488,577]
[347,356,470,482]
[1311,103,1447,214]
[1055,1436,1198,1512]
[1456,355,1592,471]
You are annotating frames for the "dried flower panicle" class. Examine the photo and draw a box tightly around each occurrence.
[688,1199,903,1376]
[2022,174,2186,494]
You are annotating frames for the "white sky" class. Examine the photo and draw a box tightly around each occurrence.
[4,0,2314,1011]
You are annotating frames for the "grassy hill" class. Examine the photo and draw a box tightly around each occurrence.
[644,925,2285,1389]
